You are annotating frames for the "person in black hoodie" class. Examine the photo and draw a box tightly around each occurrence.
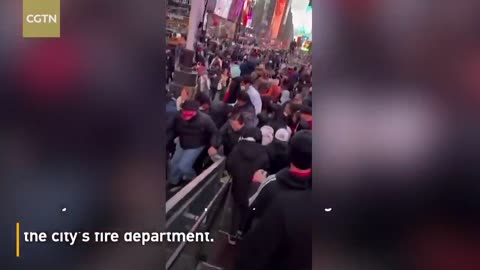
[236,191,311,270]
[248,130,312,221]
[167,100,218,187]
[226,127,269,245]
[208,112,246,158]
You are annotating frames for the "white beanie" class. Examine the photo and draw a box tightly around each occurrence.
[275,128,290,142]
[260,126,274,145]
[280,90,291,105]
[286,126,292,137]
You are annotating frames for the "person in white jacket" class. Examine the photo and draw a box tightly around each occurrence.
[240,76,262,118]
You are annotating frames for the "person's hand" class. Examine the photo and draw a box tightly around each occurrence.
[208,146,218,157]
[253,170,268,183]
[181,88,189,101]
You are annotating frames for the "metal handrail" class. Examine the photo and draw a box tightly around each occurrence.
[166,172,231,269]
[166,157,225,214]
[166,168,220,228]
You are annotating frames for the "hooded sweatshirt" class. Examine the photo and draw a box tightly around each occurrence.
[237,191,312,270]
[226,137,270,203]
[266,139,289,174]
[167,111,218,149]
[249,167,312,219]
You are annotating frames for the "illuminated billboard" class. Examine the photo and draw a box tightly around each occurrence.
[228,0,245,22]
[293,3,312,38]
[214,0,233,19]
[271,0,288,39]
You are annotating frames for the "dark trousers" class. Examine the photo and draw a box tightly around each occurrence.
[230,195,249,236]
[229,181,259,235]
[210,87,217,101]
[238,181,261,234]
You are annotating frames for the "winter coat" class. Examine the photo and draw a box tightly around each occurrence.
[236,191,312,270]
[167,111,218,149]
[265,140,289,174]
[248,167,312,219]
[227,139,269,204]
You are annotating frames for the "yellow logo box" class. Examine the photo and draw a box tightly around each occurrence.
[23,0,61,38]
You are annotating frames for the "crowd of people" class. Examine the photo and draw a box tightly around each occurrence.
[166,38,313,269]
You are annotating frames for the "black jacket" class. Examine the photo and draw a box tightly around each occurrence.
[167,111,218,149]
[215,123,243,156]
[237,191,312,270]
[225,77,242,104]
[227,140,269,203]
[265,140,289,175]
[249,167,311,219]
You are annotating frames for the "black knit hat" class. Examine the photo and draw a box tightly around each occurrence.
[242,127,262,143]
[182,100,200,111]
[289,130,312,169]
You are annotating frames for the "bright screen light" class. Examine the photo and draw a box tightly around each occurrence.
[291,0,312,38]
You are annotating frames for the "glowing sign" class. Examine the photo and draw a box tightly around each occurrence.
[214,0,233,19]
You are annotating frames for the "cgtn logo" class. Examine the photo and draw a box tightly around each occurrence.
[23,0,61,38]
[25,14,58,24]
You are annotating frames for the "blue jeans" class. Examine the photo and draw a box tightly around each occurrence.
[169,144,204,185]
